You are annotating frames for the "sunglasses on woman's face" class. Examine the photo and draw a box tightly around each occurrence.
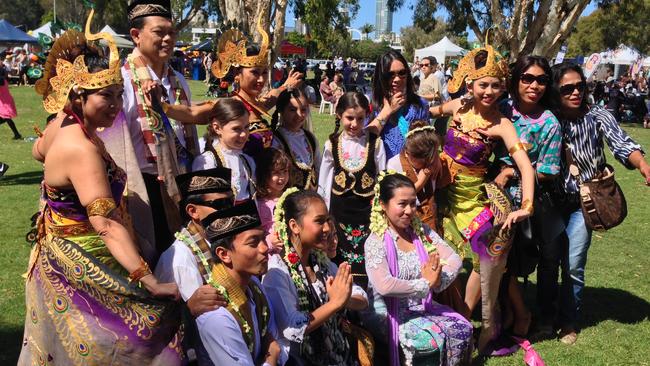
[520,73,550,86]
[387,69,408,79]
[559,81,586,96]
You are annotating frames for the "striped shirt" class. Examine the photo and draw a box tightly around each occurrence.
[560,106,644,194]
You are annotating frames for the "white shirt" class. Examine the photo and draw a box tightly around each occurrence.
[154,236,204,302]
[433,69,450,101]
[197,277,287,366]
[192,141,256,201]
[121,55,193,174]
[272,127,321,174]
[318,131,386,208]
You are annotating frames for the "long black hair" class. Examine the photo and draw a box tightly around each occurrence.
[551,62,590,118]
[330,91,370,141]
[509,55,557,112]
[271,87,308,130]
[371,50,421,112]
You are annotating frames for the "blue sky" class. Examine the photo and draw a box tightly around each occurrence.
[286,0,598,40]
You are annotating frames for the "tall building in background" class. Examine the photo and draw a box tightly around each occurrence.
[375,0,393,39]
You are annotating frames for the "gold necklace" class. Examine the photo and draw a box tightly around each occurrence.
[458,108,495,133]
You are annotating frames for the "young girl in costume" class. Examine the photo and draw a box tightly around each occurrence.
[318,91,386,289]
[271,88,320,190]
[430,45,536,353]
[192,98,256,202]
[386,120,442,231]
[262,189,368,366]
[255,147,291,252]
[361,172,472,366]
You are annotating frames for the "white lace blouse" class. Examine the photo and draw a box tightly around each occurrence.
[364,226,462,303]
[318,131,386,207]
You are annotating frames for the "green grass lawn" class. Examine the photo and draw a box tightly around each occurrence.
[1,80,648,364]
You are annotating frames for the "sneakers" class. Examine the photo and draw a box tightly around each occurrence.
[0,162,8,178]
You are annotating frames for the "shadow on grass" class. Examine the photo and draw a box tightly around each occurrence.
[0,170,43,187]
[0,324,23,364]
[580,286,650,328]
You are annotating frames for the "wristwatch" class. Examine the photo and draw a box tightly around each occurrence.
[377,116,387,127]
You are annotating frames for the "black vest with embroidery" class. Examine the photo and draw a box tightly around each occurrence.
[330,132,378,197]
[274,129,318,190]
[208,147,254,199]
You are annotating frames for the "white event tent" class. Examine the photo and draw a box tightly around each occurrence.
[414,36,466,64]
[30,22,133,49]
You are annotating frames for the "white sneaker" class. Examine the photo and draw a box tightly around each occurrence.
[0,162,8,178]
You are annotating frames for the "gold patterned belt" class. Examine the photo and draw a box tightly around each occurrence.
[44,209,95,238]
[440,152,488,180]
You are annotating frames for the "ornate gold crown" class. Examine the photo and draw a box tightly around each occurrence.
[211,16,269,79]
[36,8,122,113]
[448,44,508,94]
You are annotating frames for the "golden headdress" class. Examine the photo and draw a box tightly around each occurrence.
[447,44,509,94]
[35,8,122,113]
[211,16,270,79]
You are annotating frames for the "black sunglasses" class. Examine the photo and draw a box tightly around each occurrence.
[520,73,550,86]
[559,81,586,96]
[197,197,234,211]
[387,69,408,78]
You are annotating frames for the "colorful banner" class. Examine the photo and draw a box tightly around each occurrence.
[554,45,568,65]
[584,53,602,79]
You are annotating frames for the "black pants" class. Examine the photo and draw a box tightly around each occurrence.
[142,173,175,260]
[0,118,21,138]
[536,231,575,327]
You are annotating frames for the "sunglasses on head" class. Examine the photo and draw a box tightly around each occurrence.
[387,69,408,78]
[559,81,586,96]
[520,73,550,86]
[198,197,234,211]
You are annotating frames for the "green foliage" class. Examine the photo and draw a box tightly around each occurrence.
[299,0,360,57]
[0,0,44,29]
[567,0,650,56]
[359,23,374,39]
[349,39,391,62]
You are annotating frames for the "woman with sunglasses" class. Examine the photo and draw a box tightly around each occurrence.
[551,63,650,344]
[493,55,564,338]
[366,50,431,160]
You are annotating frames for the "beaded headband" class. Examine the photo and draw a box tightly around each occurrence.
[211,15,270,79]
[405,125,436,139]
[448,44,508,94]
[36,8,122,113]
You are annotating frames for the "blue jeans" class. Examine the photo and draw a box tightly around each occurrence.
[564,208,593,327]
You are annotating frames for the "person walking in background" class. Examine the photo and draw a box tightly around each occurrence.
[0,60,22,140]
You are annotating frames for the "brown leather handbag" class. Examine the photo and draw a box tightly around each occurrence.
[565,145,627,231]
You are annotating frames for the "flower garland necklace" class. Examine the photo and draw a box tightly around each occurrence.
[175,231,267,353]
[273,187,329,310]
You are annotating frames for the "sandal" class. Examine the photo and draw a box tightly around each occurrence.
[559,329,578,345]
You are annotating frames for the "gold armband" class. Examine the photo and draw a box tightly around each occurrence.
[129,257,152,283]
[508,142,528,156]
[161,102,171,114]
[86,197,117,218]
[521,199,534,215]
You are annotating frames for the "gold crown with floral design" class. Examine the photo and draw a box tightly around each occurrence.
[211,15,269,79]
[447,44,508,94]
[36,8,122,113]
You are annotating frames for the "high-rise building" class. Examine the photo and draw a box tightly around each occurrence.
[375,0,393,39]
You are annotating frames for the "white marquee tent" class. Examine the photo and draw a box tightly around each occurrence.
[414,36,466,65]
[600,44,642,65]
[30,23,133,49]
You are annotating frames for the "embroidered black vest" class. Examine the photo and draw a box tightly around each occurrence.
[274,128,318,190]
[330,132,378,197]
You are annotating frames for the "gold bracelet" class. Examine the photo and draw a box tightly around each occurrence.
[128,258,152,283]
[438,105,444,117]
[520,199,534,215]
[508,142,528,156]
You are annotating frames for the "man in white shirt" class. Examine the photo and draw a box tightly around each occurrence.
[198,200,285,366]
[155,167,233,365]
[100,0,201,261]
[417,56,443,105]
